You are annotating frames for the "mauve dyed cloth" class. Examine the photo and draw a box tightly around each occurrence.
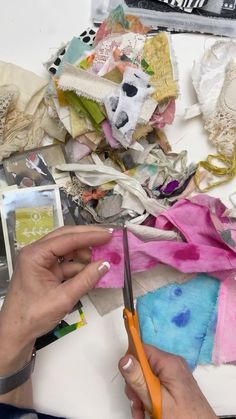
[137,275,220,370]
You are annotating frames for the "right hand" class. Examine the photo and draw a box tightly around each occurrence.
[119,344,217,419]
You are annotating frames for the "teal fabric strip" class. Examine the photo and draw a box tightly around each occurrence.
[57,37,92,76]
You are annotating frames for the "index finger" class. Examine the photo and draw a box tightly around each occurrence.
[38,225,110,243]
[33,231,112,266]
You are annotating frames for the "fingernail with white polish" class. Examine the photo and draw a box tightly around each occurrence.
[98,261,111,275]
[106,228,114,234]
[122,358,133,371]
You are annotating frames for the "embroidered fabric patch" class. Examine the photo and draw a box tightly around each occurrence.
[142,33,178,102]
[15,206,54,247]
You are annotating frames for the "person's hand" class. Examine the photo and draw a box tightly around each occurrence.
[0,225,112,376]
[119,344,217,419]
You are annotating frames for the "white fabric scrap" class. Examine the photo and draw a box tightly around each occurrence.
[0,60,47,115]
[127,223,181,242]
[192,40,236,120]
[58,63,117,103]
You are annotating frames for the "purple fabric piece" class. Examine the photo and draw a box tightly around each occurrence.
[162,180,179,194]
[102,120,119,149]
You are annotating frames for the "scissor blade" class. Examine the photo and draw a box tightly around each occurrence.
[123,225,135,314]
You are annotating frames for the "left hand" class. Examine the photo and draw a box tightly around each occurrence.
[0,225,112,374]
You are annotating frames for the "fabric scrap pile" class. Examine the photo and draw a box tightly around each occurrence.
[92,194,236,366]
[46,6,198,224]
[0,4,236,364]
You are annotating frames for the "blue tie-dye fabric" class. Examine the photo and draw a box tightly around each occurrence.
[137,274,220,370]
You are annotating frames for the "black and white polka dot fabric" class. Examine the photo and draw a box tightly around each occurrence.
[48,47,66,76]
[48,27,97,76]
[79,28,97,46]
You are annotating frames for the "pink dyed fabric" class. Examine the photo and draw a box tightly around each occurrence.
[93,196,236,288]
[92,195,236,364]
[93,231,235,288]
[150,100,176,129]
[213,278,236,364]
[102,120,119,149]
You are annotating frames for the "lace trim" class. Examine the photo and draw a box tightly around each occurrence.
[0,89,14,142]
[205,61,236,157]
[0,104,45,162]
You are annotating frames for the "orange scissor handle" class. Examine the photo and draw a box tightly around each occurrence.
[123,308,162,419]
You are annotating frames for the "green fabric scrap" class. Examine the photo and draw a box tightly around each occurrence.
[64,91,105,131]
[141,59,155,76]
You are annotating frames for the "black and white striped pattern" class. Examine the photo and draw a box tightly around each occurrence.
[157,0,208,9]
[158,0,180,6]
[179,0,208,8]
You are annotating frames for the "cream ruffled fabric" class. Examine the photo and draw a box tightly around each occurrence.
[0,61,67,162]
[191,40,236,157]
[205,61,236,157]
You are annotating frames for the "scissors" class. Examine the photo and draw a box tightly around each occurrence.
[122,225,162,419]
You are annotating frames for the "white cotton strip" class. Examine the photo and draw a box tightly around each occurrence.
[184,103,201,120]
[58,63,117,103]
[58,63,157,123]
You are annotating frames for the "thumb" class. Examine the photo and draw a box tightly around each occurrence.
[60,259,110,309]
[119,355,152,413]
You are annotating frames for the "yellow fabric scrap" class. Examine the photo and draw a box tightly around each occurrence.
[103,67,123,84]
[132,124,153,141]
[143,33,177,103]
[16,206,54,247]
[195,152,236,192]
[69,106,93,138]
[86,131,103,146]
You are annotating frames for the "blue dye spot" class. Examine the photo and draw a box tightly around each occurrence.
[172,309,191,328]
[174,287,182,297]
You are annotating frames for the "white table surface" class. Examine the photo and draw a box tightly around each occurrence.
[0,1,236,418]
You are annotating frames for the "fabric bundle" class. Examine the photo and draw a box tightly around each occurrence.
[92,194,236,365]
